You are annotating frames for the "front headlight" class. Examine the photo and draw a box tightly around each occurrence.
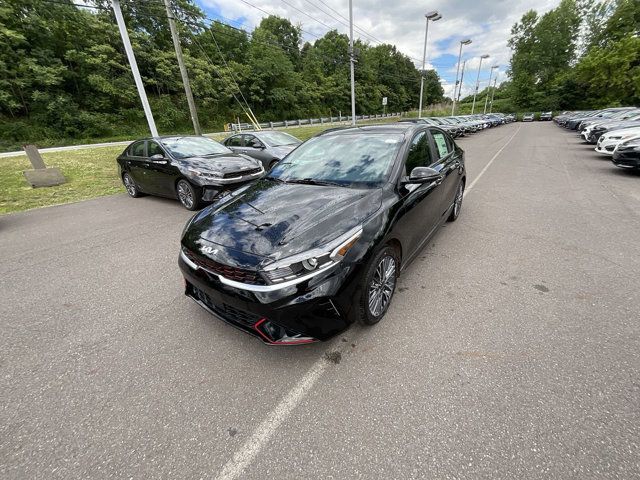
[619,138,640,149]
[260,226,362,284]
[186,167,222,179]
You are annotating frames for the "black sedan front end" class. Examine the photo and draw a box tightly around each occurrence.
[612,139,640,170]
[178,228,363,345]
[177,178,380,345]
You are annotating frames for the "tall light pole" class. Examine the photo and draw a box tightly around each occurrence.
[471,54,489,114]
[489,76,498,113]
[484,65,499,114]
[451,38,472,115]
[112,0,158,137]
[349,0,356,126]
[456,59,466,104]
[418,11,442,118]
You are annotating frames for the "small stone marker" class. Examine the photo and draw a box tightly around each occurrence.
[22,144,66,187]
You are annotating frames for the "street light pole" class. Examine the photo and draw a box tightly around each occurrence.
[349,0,356,126]
[451,38,471,116]
[456,59,466,104]
[471,54,489,114]
[484,65,499,114]
[112,0,158,137]
[489,77,498,113]
[418,11,442,118]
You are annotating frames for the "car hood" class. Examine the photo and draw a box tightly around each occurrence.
[603,126,640,138]
[185,179,382,262]
[180,153,261,174]
[600,121,640,132]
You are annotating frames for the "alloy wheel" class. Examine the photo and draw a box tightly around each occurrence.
[123,174,137,197]
[368,255,397,317]
[177,180,194,209]
[454,182,464,216]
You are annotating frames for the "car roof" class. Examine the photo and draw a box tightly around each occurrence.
[318,123,428,137]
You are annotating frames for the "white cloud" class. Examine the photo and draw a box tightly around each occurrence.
[199,0,560,95]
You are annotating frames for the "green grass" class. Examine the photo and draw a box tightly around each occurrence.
[0,118,400,215]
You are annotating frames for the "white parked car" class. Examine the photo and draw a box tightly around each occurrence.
[595,127,640,155]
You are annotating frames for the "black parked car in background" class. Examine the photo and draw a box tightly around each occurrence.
[222,130,302,170]
[117,136,264,210]
[178,123,466,345]
[612,137,640,171]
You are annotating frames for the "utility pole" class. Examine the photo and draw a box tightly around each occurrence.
[349,0,356,126]
[489,77,498,113]
[418,11,442,118]
[456,59,466,104]
[471,54,489,114]
[164,0,201,135]
[112,0,158,137]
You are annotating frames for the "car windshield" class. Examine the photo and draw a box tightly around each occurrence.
[160,136,231,159]
[267,133,402,188]
[258,131,300,147]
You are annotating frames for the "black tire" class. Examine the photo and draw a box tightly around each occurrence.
[354,245,400,326]
[268,159,278,170]
[122,172,143,198]
[176,179,201,211]
[448,180,465,222]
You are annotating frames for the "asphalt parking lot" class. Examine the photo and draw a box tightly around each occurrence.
[1,123,639,479]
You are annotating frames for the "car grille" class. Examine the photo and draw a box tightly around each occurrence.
[183,248,265,285]
[223,167,261,179]
[190,285,262,327]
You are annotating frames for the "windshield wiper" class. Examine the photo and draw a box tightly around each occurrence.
[264,176,285,183]
[286,178,344,187]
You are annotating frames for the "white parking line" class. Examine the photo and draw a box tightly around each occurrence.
[213,124,522,480]
[214,356,332,480]
[464,125,522,196]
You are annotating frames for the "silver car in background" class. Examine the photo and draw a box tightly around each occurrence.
[223,130,302,170]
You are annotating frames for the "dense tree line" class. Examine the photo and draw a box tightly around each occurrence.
[506,0,639,111]
[0,0,444,149]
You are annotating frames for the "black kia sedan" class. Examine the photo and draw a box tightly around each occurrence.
[178,124,466,344]
[117,136,265,210]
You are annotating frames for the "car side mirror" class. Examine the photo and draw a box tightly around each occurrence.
[402,166,442,185]
[149,153,167,163]
[251,141,265,149]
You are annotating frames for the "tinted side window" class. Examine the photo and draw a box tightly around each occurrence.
[129,141,146,157]
[242,135,261,148]
[148,141,164,157]
[431,130,451,159]
[405,131,433,173]
[226,135,242,147]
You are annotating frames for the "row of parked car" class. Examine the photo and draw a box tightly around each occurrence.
[554,107,640,171]
[116,113,512,211]
[399,113,514,137]
[522,112,552,122]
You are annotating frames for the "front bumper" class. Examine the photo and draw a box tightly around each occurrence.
[595,139,618,155]
[178,250,360,344]
[612,152,640,170]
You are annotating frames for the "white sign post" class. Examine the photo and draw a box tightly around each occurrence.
[382,97,387,115]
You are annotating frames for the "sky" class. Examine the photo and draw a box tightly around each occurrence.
[196,0,560,99]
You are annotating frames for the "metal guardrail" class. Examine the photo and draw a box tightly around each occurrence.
[230,112,403,132]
